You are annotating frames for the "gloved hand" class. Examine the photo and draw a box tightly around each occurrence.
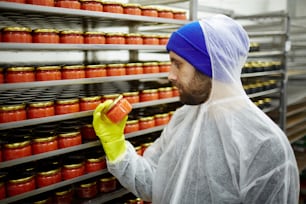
[93,100,128,162]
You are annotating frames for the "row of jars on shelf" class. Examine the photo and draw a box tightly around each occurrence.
[252,97,272,110]
[2,0,187,20]
[1,26,171,44]
[242,61,282,73]
[243,79,278,94]
[0,61,171,83]
[0,85,178,123]
[109,193,151,204]
[292,136,306,153]
[249,42,260,52]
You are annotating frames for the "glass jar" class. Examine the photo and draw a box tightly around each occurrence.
[6,66,35,83]
[172,86,179,97]
[33,28,59,43]
[53,187,73,204]
[58,130,82,148]
[139,116,155,130]
[85,64,107,78]
[62,161,85,180]
[7,175,35,197]
[61,65,85,79]
[142,62,159,74]
[80,96,101,111]
[3,139,32,161]
[102,93,120,102]
[32,134,58,154]
[135,146,142,156]
[36,65,61,81]
[173,9,187,20]
[158,61,171,72]
[0,68,4,83]
[81,123,97,141]
[84,31,105,44]
[124,119,139,134]
[158,8,173,19]
[158,34,170,45]
[106,63,126,76]
[27,100,55,119]
[140,89,159,102]
[0,181,5,200]
[106,95,132,123]
[141,142,153,155]
[154,113,170,126]
[77,181,98,198]
[102,1,123,13]
[141,6,158,17]
[158,87,173,99]
[123,91,139,104]
[125,33,143,44]
[3,0,26,3]
[60,30,84,44]
[142,34,159,45]
[55,98,80,114]
[36,168,62,188]
[85,156,106,173]
[0,103,27,123]
[80,0,103,11]
[2,26,32,43]
[105,32,125,44]
[125,63,143,75]
[27,0,55,6]
[55,0,81,9]
[99,176,117,193]
[123,3,141,15]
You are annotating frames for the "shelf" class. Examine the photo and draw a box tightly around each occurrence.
[247,31,286,37]
[0,97,179,130]
[248,51,284,58]
[288,127,306,144]
[81,188,129,204]
[1,169,108,203]
[286,112,306,129]
[0,2,188,26]
[241,70,283,78]
[295,151,306,173]
[0,43,166,51]
[0,73,168,90]
[247,88,280,98]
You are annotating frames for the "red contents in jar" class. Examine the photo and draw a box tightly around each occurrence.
[55,0,81,9]
[27,101,55,119]
[125,33,143,44]
[103,2,123,13]
[142,62,159,74]
[2,26,32,43]
[142,142,153,155]
[36,168,62,187]
[33,28,59,43]
[154,113,170,126]
[105,33,125,44]
[173,10,187,20]
[125,63,143,75]
[85,64,106,78]
[6,66,35,83]
[158,8,174,19]
[36,65,61,81]
[172,86,179,97]
[158,87,173,99]
[158,34,170,45]
[0,104,27,123]
[141,6,158,17]
[2,0,26,3]
[81,124,97,141]
[106,95,132,123]
[32,135,58,154]
[7,175,35,197]
[27,0,55,6]
[158,61,171,72]
[0,182,5,200]
[142,34,159,45]
[77,181,98,198]
[80,0,103,11]
[53,188,74,204]
[122,91,139,104]
[62,65,85,79]
[55,98,80,115]
[3,139,32,161]
[99,176,117,193]
[84,31,105,44]
[139,116,155,130]
[106,63,126,76]
[0,68,4,83]
[140,89,159,102]
[85,156,106,173]
[80,96,101,111]
[62,162,85,180]
[135,146,142,156]
[60,30,84,43]
[58,131,82,148]
[124,119,139,134]
[123,3,141,15]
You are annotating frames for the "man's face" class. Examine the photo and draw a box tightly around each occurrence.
[168,51,212,105]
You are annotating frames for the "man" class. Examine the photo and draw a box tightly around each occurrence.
[93,14,299,203]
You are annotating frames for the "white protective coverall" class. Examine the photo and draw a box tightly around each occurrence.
[107,14,300,204]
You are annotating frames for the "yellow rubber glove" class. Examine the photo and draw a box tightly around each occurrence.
[92,100,128,162]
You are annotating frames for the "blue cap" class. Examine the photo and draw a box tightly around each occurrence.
[166,21,212,77]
